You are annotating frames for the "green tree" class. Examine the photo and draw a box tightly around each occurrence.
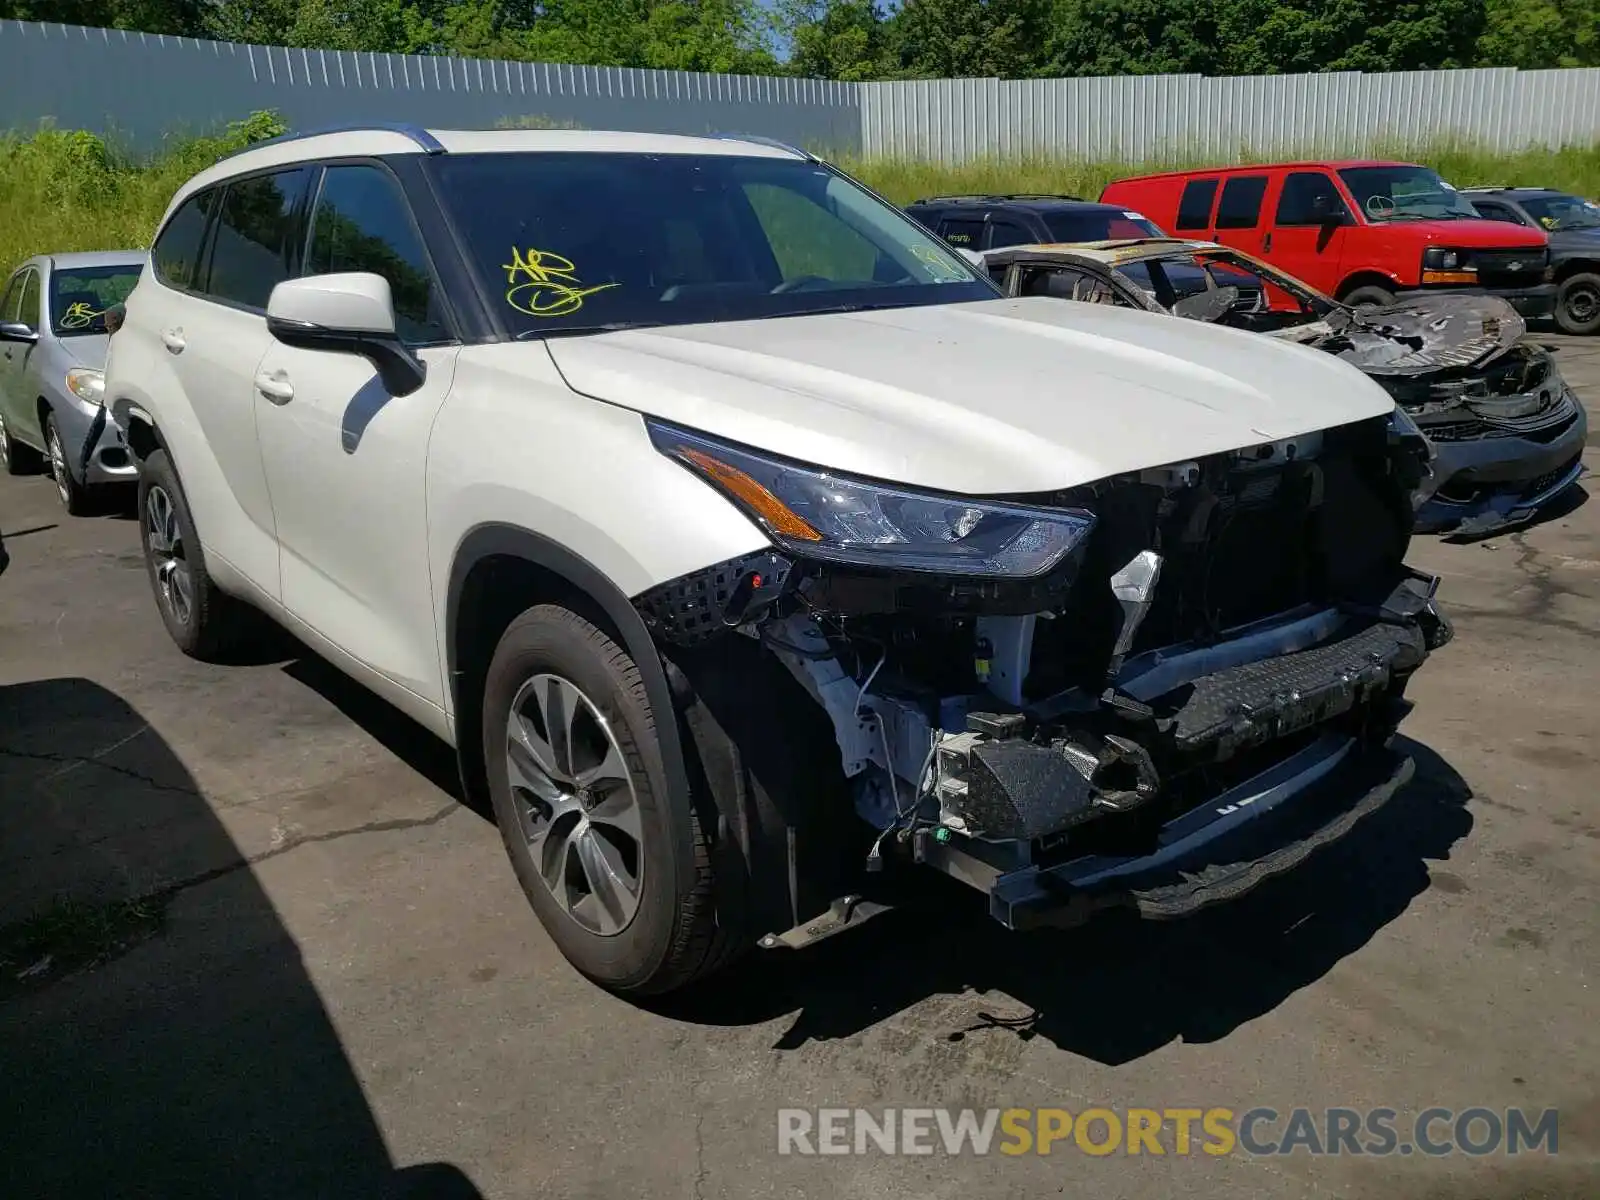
[0,0,209,35]
[1475,0,1599,67]
[885,0,1048,78]
[781,0,892,81]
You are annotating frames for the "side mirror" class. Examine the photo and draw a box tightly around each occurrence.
[0,321,39,344]
[266,273,426,397]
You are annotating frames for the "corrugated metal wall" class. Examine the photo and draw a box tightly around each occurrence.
[0,20,861,156]
[3,20,1598,162]
[860,69,1600,161]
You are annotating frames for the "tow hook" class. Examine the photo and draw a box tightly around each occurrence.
[758,894,894,951]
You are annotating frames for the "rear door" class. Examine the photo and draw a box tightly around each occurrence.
[1212,173,1270,255]
[1267,170,1353,294]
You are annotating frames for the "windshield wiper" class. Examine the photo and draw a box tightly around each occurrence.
[516,321,666,341]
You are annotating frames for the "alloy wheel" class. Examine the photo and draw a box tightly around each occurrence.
[145,484,194,627]
[46,423,70,506]
[505,673,645,937]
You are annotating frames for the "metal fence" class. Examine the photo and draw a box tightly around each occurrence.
[3,19,1598,162]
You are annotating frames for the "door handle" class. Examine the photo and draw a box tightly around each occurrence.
[161,329,186,354]
[1263,232,1273,252]
[254,371,294,404]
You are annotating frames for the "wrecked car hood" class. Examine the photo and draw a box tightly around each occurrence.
[1271,294,1524,376]
[544,298,1394,495]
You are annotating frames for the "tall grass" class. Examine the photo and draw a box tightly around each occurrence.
[1,114,1596,270]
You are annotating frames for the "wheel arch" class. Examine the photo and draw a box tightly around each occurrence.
[110,397,165,464]
[445,523,692,824]
[1335,270,1401,301]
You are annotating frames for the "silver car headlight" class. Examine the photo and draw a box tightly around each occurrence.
[649,422,1096,579]
[66,368,105,406]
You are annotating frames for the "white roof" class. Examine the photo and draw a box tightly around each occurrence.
[163,127,803,224]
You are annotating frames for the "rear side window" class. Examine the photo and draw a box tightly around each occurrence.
[1275,172,1345,226]
[307,164,448,345]
[19,270,41,328]
[1175,180,1219,231]
[203,168,312,310]
[1215,176,1269,230]
[152,189,217,291]
[937,216,986,247]
[985,218,1035,249]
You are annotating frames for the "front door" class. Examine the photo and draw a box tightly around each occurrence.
[254,161,460,711]
[1266,170,1352,296]
[0,270,31,454]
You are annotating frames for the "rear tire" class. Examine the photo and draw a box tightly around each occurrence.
[0,411,41,476]
[1554,271,1600,336]
[482,604,739,995]
[1342,284,1397,310]
[44,412,93,516]
[138,449,255,660]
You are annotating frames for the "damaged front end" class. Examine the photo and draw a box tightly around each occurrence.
[637,413,1451,938]
[1278,295,1589,538]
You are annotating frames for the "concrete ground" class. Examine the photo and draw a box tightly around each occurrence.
[2,335,1598,1199]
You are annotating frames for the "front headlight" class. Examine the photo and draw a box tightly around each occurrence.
[66,368,105,406]
[1422,247,1472,272]
[649,422,1096,579]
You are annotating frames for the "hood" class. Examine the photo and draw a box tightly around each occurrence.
[1373,218,1547,249]
[55,334,110,369]
[544,298,1394,495]
[1269,294,1525,378]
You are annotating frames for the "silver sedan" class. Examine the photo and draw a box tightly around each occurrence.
[0,250,145,514]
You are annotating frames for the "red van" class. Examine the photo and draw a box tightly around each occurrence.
[1102,161,1555,317]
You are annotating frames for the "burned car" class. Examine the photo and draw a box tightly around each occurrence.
[977,240,1589,538]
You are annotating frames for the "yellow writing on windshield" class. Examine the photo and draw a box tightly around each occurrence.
[59,301,107,330]
[911,243,968,282]
[503,247,618,317]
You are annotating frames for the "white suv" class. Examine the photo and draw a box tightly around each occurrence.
[107,126,1451,996]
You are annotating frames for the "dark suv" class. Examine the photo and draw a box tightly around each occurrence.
[1465,187,1600,334]
[904,194,1165,251]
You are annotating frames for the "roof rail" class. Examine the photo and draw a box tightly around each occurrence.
[219,122,447,161]
[912,192,1086,204]
[710,132,813,160]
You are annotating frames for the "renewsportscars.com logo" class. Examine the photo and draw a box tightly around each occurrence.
[777,1106,1561,1158]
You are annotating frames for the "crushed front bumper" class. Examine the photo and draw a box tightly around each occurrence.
[912,575,1450,929]
[919,733,1412,929]
[1414,396,1588,537]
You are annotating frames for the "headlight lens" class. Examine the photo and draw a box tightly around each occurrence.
[66,368,105,405]
[649,422,1096,579]
[1422,247,1470,272]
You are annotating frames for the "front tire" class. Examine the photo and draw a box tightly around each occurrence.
[482,604,736,995]
[1555,271,1600,336]
[44,412,92,516]
[138,449,254,660]
[1342,284,1397,310]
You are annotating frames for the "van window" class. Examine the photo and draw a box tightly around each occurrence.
[1215,176,1268,230]
[1175,180,1219,231]
[985,218,1035,249]
[1275,172,1348,226]
[936,216,986,248]
[203,168,312,310]
[152,189,217,291]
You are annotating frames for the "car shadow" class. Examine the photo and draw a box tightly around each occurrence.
[0,677,485,1198]
[653,735,1474,1063]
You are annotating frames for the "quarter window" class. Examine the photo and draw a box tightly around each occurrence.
[1175,180,1219,231]
[1215,176,1269,230]
[151,189,217,291]
[307,165,448,344]
[203,168,312,310]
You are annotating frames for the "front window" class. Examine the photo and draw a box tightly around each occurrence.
[428,152,996,338]
[1042,210,1163,242]
[51,265,142,336]
[1338,166,1480,222]
[1518,194,1600,232]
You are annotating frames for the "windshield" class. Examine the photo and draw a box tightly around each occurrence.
[1519,194,1600,232]
[1043,210,1164,242]
[429,152,997,338]
[51,264,142,336]
[1338,166,1480,222]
